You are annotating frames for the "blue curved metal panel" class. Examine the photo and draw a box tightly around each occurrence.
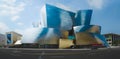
[41,4,75,30]
[35,28,61,44]
[93,33,110,47]
[74,10,93,26]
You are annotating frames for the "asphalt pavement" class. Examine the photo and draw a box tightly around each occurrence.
[0,48,120,59]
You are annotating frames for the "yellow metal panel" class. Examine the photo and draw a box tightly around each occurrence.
[59,39,74,49]
[95,37,103,44]
[38,38,59,45]
[75,32,98,45]
[88,25,101,34]
[61,30,69,39]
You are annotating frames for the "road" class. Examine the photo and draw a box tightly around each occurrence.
[0,48,120,59]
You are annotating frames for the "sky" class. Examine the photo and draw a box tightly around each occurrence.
[0,0,120,36]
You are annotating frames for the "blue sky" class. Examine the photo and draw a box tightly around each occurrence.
[0,0,120,35]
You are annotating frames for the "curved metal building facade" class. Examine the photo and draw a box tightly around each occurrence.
[21,4,109,48]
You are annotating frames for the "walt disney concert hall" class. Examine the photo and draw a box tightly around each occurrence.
[20,4,109,49]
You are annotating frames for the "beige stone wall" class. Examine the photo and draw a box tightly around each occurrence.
[12,34,22,44]
[6,31,22,45]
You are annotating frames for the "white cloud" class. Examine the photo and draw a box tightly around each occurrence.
[87,0,104,9]
[0,0,16,6]
[22,28,40,43]
[17,22,24,26]
[46,3,75,12]
[15,27,41,43]
[11,15,20,21]
[1,0,16,4]
[54,3,73,11]
[0,0,26,21]
[0,22,10,34]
